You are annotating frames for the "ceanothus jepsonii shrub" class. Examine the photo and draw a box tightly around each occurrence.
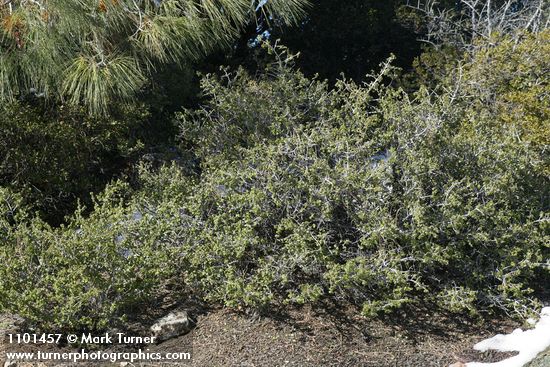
[169,46,548,317]
[0,37,548,331]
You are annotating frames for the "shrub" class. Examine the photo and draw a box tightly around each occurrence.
[0,187,28,242]
[1,35,547,331]
[0,180,185,331]
[0,102,147,224]
[462,30,550,167]
[169,41,548,317]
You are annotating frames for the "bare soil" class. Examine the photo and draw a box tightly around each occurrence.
[1,301,526,367]
[181,304,520,367]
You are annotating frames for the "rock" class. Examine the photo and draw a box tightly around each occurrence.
[150,311,195,343]
[525,347,550,367]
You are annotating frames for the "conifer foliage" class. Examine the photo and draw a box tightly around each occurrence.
[0,0,308,114]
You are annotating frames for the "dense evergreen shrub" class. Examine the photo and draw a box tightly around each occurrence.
[0,180,187,331]
[0,34,547,331]
[172,44,549,317]
[0,103,148,224]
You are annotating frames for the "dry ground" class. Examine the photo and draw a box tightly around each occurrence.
[1,300,528,367]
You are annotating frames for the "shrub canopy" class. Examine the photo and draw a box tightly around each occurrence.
[1,35,547,330]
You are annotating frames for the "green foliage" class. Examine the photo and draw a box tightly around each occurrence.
[399,44,460,91]
[0,102,147,224]
[178,48,330,161]
[0,187,27,240]
[0,180,185,331]
[0,33,548,331]
[0,0,308,114]
[172,39,548,317]
[462,31,550,160]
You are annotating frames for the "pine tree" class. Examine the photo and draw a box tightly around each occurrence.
[0,0,308,114]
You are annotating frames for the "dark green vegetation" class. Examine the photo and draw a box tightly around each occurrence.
[0,0,306,115]
[0,0,548,331]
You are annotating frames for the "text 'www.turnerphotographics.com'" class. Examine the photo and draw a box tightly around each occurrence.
[2,332,193,364]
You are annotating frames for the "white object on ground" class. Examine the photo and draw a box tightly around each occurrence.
[150,311,194,342]
[463,307,550,367]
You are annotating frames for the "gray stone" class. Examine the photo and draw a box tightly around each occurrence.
[526,347,550,367]
[150,311,195,343]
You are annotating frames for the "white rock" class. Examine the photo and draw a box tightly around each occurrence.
[150,311,194,342]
